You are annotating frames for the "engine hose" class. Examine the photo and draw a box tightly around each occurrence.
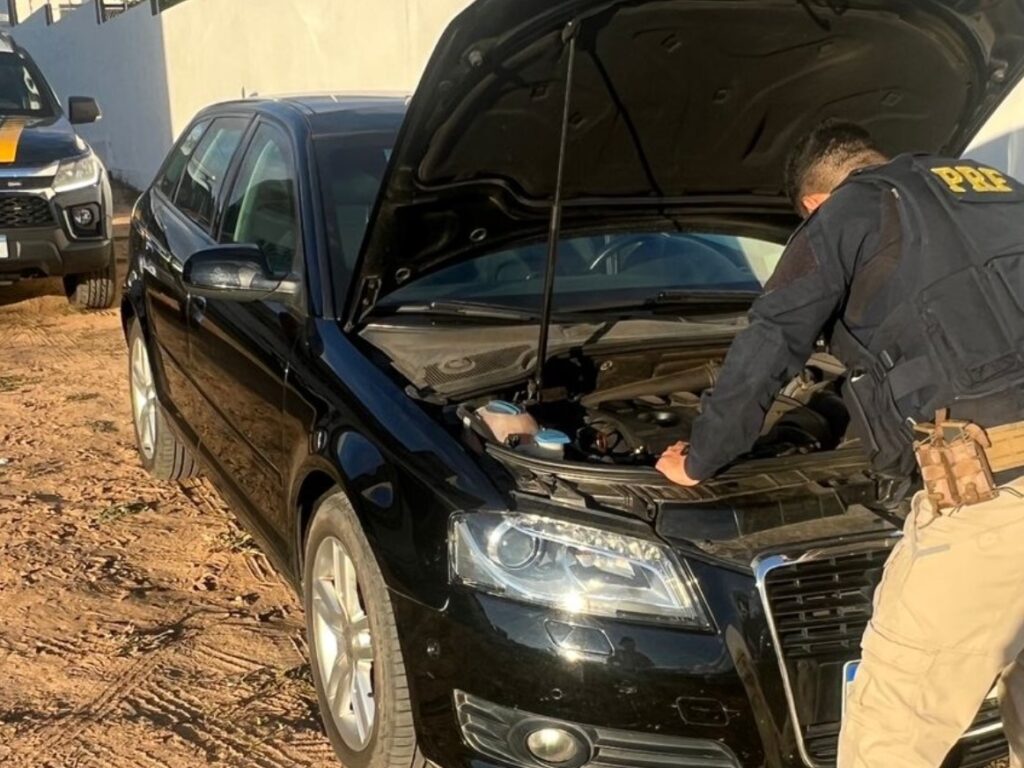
[580,362,719,408]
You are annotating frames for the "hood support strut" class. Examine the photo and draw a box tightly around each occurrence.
[531,19,579,402]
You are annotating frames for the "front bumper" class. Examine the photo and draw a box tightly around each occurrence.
[454,690,743,767]
[0,182,111,282]
[391,564,777,768]
[391,546,1009,768]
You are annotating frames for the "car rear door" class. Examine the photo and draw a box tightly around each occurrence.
[141,114,251,431]
[187,119,304,549]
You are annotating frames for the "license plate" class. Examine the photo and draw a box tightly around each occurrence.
[842,660,860,718]
[0,235,8,260]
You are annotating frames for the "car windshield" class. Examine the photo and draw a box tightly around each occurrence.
[0,53,55,117]
[315,132,394,300]
[382,232,785,314]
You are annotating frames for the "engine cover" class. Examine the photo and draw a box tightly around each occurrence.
[581,398,699,460]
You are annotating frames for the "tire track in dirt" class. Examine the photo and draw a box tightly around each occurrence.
[1,326,76,363]
[193,641,267,677]
[0,294,337,768]
[67,740,175,768]
[125,680,299,768]
[14,643,170,766]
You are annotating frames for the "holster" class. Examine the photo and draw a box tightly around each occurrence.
[913,410,996,509]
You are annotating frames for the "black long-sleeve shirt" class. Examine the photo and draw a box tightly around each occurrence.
[686,182,896,480]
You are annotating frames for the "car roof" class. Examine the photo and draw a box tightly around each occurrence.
[198,93,408,139]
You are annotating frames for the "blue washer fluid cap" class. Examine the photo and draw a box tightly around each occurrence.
[535,429,572,446]
[485,400,524,415]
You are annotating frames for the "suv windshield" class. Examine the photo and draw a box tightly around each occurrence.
[383,232,785,313]
[0,53,55,117]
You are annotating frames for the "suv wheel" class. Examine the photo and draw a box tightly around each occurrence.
[65,243,118,309]
[128,319,199,481]
[304,490,424,768]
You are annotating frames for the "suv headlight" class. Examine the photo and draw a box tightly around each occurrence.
[450,511,711,627]
[53,152,102,193]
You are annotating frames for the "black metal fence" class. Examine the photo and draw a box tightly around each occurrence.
[97,0,171,24]
[3,0,193,26]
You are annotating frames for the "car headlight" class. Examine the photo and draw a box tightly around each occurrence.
[450,511,711,626]
[53,153,102,193]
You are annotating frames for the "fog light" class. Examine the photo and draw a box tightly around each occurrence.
[525,727,582,764]
[71,205,95,228]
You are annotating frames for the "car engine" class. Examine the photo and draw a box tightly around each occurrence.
[459,353,850,466]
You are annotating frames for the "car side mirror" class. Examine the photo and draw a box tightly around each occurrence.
[68,97,101,125]
[182,245,300,303]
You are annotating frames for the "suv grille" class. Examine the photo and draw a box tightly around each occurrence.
[761,545,1009,766]
[0,195,55,229]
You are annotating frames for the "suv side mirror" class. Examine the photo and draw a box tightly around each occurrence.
[183,245,300,303]
[68,97,101,125]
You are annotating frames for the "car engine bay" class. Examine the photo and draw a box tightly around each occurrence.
[457,349,850,468]
[360,318,854,471]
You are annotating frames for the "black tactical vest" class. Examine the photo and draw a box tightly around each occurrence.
[828,154,1024,476]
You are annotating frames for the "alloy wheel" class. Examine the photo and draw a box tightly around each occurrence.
[130,335,157,461]
[311,535,376,751]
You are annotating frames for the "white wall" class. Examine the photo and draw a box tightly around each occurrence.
[11,0,471,189]
[965,77,1024,180]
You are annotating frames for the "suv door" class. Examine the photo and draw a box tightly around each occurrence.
[188,120,303,550]
[141,115,250,432]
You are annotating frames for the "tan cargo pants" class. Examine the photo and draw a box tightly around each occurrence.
[838,479,1024,767]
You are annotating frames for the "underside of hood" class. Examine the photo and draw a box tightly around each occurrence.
[352,0,1024,319]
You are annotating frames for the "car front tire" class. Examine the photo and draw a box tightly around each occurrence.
[65,243,118,309]
[127,318,199,481]
[304,490,425,768]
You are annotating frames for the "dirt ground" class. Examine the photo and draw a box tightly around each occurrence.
[0,274,337,764]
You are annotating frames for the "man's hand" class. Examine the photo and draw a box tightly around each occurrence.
[656,441,701,487]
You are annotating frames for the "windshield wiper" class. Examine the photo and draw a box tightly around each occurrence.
[651,289,760,305]
[382,291,758,322]
[565,290,760,315]
[389,300,542,322]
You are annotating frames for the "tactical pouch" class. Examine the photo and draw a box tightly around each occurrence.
[842,367,916,478]
[913,411,996,509]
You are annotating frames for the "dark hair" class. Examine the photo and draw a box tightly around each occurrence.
[784,119,885,207]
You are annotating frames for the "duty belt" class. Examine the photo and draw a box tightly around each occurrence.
[914,412,1024,509]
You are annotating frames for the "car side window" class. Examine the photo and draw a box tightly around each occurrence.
[221,123,301,277]
[157,120,209,198]
[173,116,249,231]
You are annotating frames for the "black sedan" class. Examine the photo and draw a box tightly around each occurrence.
[121,1,1024,766]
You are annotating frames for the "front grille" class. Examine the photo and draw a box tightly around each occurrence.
[954,698,1009,768]
[760,545,1010,766]
[958,731,1011,768]
[0,195,55,228]
[765,547,887,660]
[800,706,1005,767]
[455,690,742,768]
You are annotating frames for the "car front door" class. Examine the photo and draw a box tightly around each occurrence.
[188,120,304,548]
[142,115,251,432]
[140,118,207,427]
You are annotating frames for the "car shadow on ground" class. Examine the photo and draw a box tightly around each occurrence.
[0,239,130,309]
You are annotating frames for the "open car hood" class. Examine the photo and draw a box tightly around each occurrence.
[350,0,1024,321]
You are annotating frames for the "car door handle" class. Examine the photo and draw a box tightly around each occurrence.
[189,295,207,324]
